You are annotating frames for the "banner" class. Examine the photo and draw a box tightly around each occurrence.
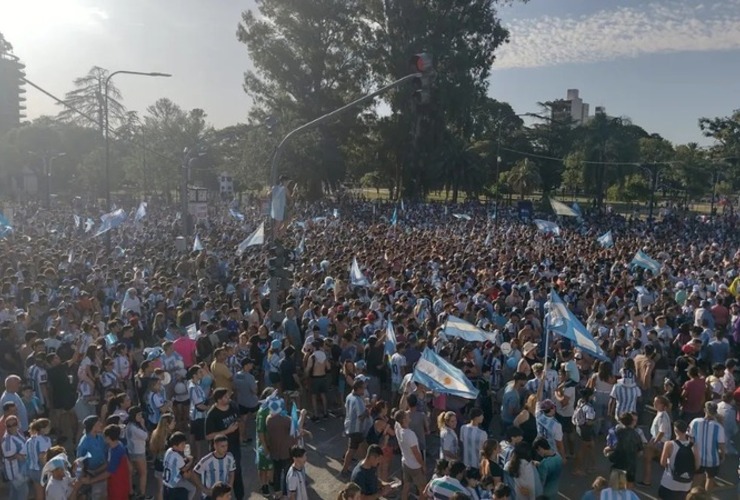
[547,290,608,361]
[630,249,661,274]
[534,219,560,236]
[350,257,369,287]
[597,230,614,248]
[236,222,264,255]
[550,198,579,217]
[412,348,479,399]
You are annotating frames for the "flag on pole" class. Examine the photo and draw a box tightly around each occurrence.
[236,222,264,255]
[67,249,74,263]
[597,230,614,248]
[290,402,300,438]
[400,199,405,212]
[294,234,305,256]
[85,218,94,233]
[571,202,582,216]
[630,249,661,274]
[73,214,81,228]
[350,257,369,287]
[134,202,147,222]
[193,234,204,252]
[333,209,339,218]
[444,315,490,342]
[444,206,448,216]
[390,208,398,226]
[547,290,608,361]
[412,348,479,399]
[94,208,127,237]
[452,213,472,221]
[550,198,579,217]
[384,319,397,357]
[534,219,560,235]
[229,208,245,221]
[484,233,491,247]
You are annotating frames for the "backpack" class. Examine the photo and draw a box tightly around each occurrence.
[671,440,695,483]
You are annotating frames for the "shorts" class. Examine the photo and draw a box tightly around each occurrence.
[310,376,328,394]
[129,453,146,461]
[577,424,594,442]
[239,405,259,416]
[557,414,574,433]
[190,418,206,441]
[29,469,42,485]
[163,486,190,500]
[658,485,690,500]
[402,464,426,488]
[347,432,365,450]
[257,450,273,471]
[697,465,719,478]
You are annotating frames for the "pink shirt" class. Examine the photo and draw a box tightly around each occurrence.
[172,337,197,367]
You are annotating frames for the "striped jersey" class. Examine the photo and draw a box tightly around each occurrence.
[24,434,51,471]
[344,393,366,434]
[162,448,187,488]
[188,381,208,421]
[598,488,640,500]
[193,451,236,489]
[2,433,27,480]
[609,383,641,416]
[147,390,167,425]
[113,355,131,380]
[284,464,309,500]
[27,364,48,406]
[459,424,487,469]
[427,475,467,499]
[535,409,563,453]
[101,371,119,391]
[497,440,514,469]
[689,417,725,467]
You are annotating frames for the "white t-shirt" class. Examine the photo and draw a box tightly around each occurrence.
[395,424,422,469]
[390,353,407,386]
[650,411,672,443]
[556,386,576,418]
[45,476,73,500]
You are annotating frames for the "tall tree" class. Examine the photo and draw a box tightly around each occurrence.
[57,66,126,131]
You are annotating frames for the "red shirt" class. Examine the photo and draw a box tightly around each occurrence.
[173,337,197,368]
[682,377,706,414]
[106,443,131,500]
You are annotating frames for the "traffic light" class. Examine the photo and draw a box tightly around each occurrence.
[410,53,433,105]
[268,242,294,286]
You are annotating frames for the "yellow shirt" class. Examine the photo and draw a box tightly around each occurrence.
[210,361,233,391]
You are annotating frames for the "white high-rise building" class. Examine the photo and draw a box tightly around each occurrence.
[552,89,590,125]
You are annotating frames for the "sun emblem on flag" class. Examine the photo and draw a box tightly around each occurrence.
[443,376,452,386]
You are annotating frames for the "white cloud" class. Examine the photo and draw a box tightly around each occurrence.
[496,0,740,69]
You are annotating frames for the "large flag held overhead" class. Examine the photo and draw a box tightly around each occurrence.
[236,222,264,255]
[412,348,480,399]
[550,198,579,217]
[547,290,608,361]
[384,319,397,357]
[534,219,560,236]
[597,230,614,248]
[193,234,204,252]
[350,257,370,287]
[229,208,245,221]
[94,208,127,237]
[444,315,489,342]
[134,202,147,222]
[631,249,661,274]
[452,213,472,221]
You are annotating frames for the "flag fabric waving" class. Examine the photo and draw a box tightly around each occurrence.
[534,219,560,236]
[73,214,81,228]
[631,249,661,274]
[134,202,147,222]
[484,233,491,247]
[229,208,245,221]
[452,213,472,221]
[547,290,608,361]
[412,348,480,399]
[390,208,398,226]
[550,198,579,217]
[384,319,397,357]
[444,315,489,342]
[236,222,264,255]
[597,230,614,248]
[84,218,94,233]
[193,234,204,252]
[294,234,305,256]
[290,402,300,438]
[350,257,370,287]
[94,208,127,237]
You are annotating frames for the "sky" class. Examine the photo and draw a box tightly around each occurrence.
[1,0,739,146]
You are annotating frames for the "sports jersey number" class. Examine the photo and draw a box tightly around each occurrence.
[163,468,171,483]
[391,364,399,375]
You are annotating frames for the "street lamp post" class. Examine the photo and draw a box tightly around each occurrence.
[28,151,65,208]
[102,71,170,248]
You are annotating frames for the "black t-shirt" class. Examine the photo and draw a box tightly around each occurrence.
[351,461,379,495]
[205,403,241,457]
[365,345,384,377]
[47,363,76,410]
[279,357,298,391]
[249,334,271,367]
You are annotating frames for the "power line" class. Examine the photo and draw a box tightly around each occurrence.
[21,76,178,164]
[499,146,688,167]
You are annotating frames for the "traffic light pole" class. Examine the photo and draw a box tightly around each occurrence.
[267,72,422,322]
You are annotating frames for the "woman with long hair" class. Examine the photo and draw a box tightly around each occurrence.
[107,392,132,423]
[149,413,175,500]
[367,401,395,481]
[437,411,459,461]
[479,439,503,487]
[26,418,52,500]
[513,394,539,445]
[336,482,362,500]
[504,442,537,500]
[126,406,149,500]
[588,360,615,434]
[600,469,639,500]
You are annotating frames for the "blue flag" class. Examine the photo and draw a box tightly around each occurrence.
[193,234,204,252]
[384,320,397,357]
[94,208,127,237]
[534,219,560,235]
[444,315,490,342]
[290,402,300,438]
[390,208,398,226]
[597,230,614,248]
[631,249,661,274]
[229,208,245,221]
[73,214,81,228]
[412,348,479,399]
[547,290,608,361]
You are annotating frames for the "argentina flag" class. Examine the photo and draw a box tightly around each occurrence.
[350,257,370,287]
[236,222,264,255]
[630,249,661,274]
[548,290,608,361]
[134,202,147,222]
[412,348,479,399]
[534,219,560,236]
[444,315,489,342]
[550,198,579,217]
[385,319,397,357]
[94,208,127,237]
[229,208,245,221]
[597,230,614,248]
[390,207,398,226]
[193,234,204,252]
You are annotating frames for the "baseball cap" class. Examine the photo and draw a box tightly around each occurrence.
[540,399,556,412]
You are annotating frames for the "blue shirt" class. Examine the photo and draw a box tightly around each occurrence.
[538,453,564,498]
[501,383,520,424]
[0,392,28,432]
[77,433,106,470]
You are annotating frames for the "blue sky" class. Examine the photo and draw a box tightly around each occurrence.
[2,0,739,145]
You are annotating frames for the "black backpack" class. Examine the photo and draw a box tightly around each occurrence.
[671,440,695,483]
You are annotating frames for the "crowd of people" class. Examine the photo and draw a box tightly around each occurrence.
[0,195,738,500]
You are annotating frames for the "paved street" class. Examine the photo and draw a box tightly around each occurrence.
[237,413,739,500]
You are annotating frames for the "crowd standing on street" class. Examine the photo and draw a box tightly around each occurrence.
[0,195,739,500]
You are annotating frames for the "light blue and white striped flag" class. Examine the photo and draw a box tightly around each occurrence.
[550,198,579,217]
[534,219,560,235]
[631,249,661,274]
[333,208,339,218]
[484,233,491,247]
[94,208,127,237]
[547,290,608,361]
[350,257,369,287]
[390,208,398,226]
[597,230,614,248]
[236,222,264,255]
[193,234,204,252]
[445,315,489,342]
[294,234,305,256]
[229,208,245,221]
[85,218,94,233]
[452,213,472,221]
[412,348,479,399]
[134,202,147,222]
[73,214,81,228]
[384,319,397,357]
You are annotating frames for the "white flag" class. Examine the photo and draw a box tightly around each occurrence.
[193,234,204,252]
[135,202,147,222]
[350,257,369,287]
[550,198,579,217]
[236,222,264,255]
